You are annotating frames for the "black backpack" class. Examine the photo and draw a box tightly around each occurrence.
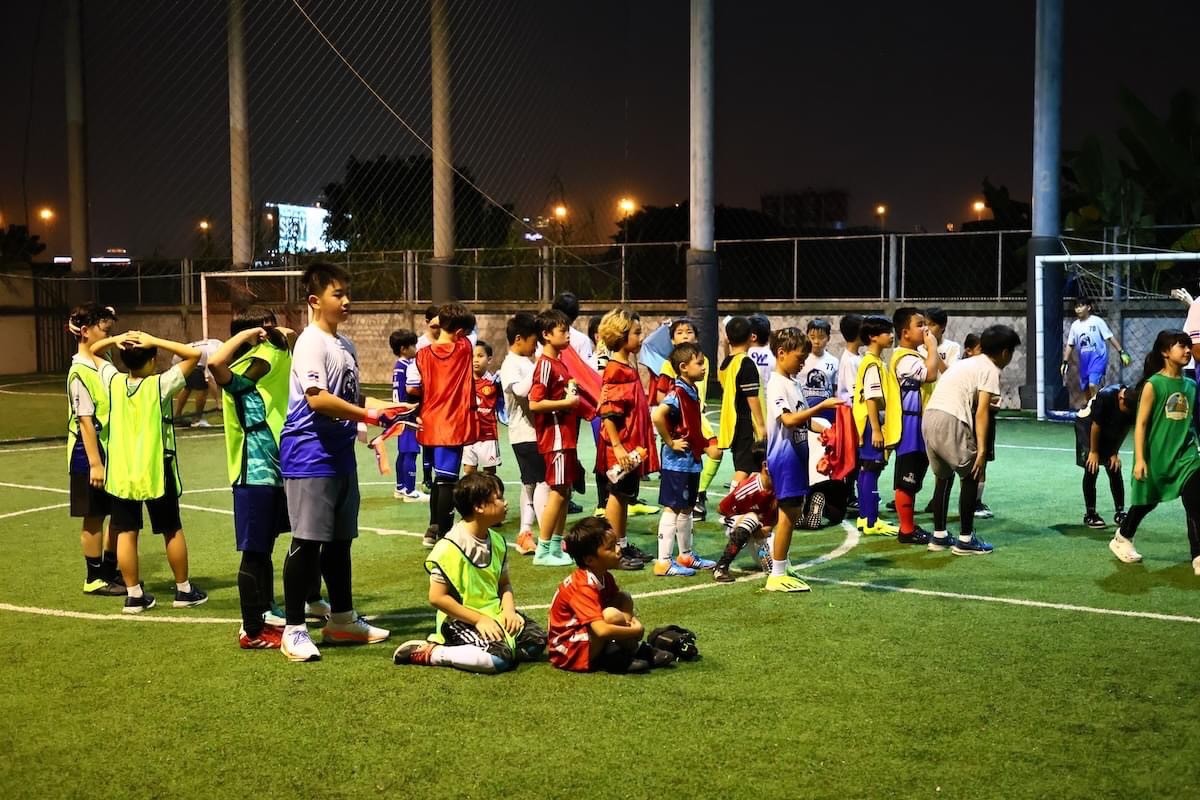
[647,625,700,661]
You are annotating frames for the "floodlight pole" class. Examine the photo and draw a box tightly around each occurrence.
[687,0,718,385]
[1024,0,1064,410]
[228,0,252,270]
[64,0,91,302]
[430,0,456,304]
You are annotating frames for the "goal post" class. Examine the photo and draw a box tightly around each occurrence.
[1033,252,1200,420]
[200,269,307,341]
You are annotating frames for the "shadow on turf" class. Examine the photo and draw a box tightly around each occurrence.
[1051,522,1112,542]
[1096,561,1200,595]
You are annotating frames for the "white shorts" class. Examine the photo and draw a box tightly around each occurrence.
[463,439,501,469]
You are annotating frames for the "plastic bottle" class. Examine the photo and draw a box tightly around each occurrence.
[606,446,647,483]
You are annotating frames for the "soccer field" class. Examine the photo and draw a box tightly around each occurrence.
[1,407,1198,799]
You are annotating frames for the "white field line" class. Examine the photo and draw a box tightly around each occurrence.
[0,503,69,520]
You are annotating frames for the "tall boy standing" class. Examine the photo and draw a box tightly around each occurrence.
[852,315,900,535]
[718,316,767,484]
[499,312,546,555]
[388,329,425,501]
[889,307,941,545]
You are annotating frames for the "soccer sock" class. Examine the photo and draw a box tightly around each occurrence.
[284,539,321,625]
[718,519,758,569]
[895,489,916,533]
[85,556,103,582]
[176,580,192,594]
[931,476,952,533]
[550,535,565,554]
[421,446,434,485]
[237,553,265,636]
[430,644,506,674]
[1082,470,1098,513]
[657,509,676,561]
[319,540,354,615]
[857,469,880,525]
[771,558,789,577]
[957,477,979,539]
[977,481,986,503]
[675,509,694,556]
[398,452,417,493]
[427,480,440,527]
[101,549,119,579]
[1107,467,1125,512]
[533,482,550,523]
[126,582,144,599]
[698,454,720,493]
[519,484,535,531]
[535,538,551,557]
[435,477,457,534]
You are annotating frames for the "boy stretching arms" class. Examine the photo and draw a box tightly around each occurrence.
[528,309,582,567]
[712,446,776,583]
[388,329,425,501]
[499,312,545,555]
[718,316,767,485]
[923,325,1021,554]
[548,517,654,673]
[651,342,720,576]
[463,340,502,477]
[66,303,123,595]
[889,307,941,545]
[597,307,658,569]
[410,302,478,547]
[392,474,547,672]
[278,262,401,662]
[98,331,208,613]
[852,315,901,535]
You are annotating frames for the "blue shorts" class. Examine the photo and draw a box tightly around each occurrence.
[233,485,290,553]
[432,446,464,481]
[858,438,887,467]
[658,469,700,511]
[1078,353,1107,390]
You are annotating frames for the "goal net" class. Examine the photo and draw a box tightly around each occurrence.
[200,270,307,341]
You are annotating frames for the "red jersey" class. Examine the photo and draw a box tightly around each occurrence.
[718,473,778,527]
[415,338,477,447]
[474,373,500,442]
[597,359,660,475]
[530,353,580,453]
[547,568,622,672]
[663,379,716,460]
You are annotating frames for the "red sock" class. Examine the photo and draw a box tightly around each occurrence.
[896,489,916,533]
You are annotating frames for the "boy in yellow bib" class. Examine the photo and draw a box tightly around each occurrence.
[97,331,208,613]
[393,474,547,672]
[718,316,766,484]
[852,315,900,535]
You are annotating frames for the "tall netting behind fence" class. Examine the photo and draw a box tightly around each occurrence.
[201,271,307,341]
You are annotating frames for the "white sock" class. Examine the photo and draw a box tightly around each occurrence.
[959,533,974,542]
[127,582,144,599]
[175,580,191,594]
[431,643,504,674]
[657,509,677,561]
[764,532,775,553]
[533,482,550,522]
[934,529,948,539]
[283,623,306,635]
[771,558,790,577]
[674,509,694,556]
[977,482,986,501]
[520,483,536,531]
[331,609,356,624]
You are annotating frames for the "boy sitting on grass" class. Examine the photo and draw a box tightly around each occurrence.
[393,473,547,673]
[547,517,662,673]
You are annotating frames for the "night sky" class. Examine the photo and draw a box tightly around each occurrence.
[2,0,1197,258]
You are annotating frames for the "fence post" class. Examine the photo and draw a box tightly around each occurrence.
[888,234,898,300]
[181,258,191,306]
[792,238,798,301]
[137,261,142,306]
[620,244,627,302]
[473,248,479,301]
[878,235,886,300]
[996,231,1004,300]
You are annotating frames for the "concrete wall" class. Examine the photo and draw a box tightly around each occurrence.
[0,316,38,375]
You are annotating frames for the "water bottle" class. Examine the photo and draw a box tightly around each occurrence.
[606,446,647,483]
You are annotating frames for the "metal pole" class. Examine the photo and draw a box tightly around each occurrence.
[686,0,718,382]
[878,235,885,300]
[887,234,898,300]
[1024,0,1064,410]
[228,0,252,270]
[901,235,908,299]
[64,0,90,301]
[620,243,627,302]
[996,231,1004,299]
[430,0,456,303]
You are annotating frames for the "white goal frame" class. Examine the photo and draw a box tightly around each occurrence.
[1034,252,1200,420]
[199,269,306,341]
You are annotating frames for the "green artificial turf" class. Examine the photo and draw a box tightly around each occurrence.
[0,415,1198,799]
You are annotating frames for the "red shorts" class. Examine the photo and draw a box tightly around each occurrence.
[543,449,581,488]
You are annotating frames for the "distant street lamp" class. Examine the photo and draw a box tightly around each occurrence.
[38,207,55,222]
[973,200,986,221]
[198,219,211,232]
[618,197,636,245]
[875,204,887,232]
[552,204,567,243]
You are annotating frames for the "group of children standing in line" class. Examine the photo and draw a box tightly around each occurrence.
[61,266,1200,674]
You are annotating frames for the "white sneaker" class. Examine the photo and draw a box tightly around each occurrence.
[281,626,321,662]
[1193,555,1200,576]
[263,606,286,627]
[401,489,429,503]
[1109,534,1143,564]
[192,418,212,428]
[322,613,390,645]
[305,598,331,619]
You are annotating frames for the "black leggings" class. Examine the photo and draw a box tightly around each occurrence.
[1082,466,1124,513]
[931,474,979,536]
[283,540,354,625]
[1120,468,1200,559]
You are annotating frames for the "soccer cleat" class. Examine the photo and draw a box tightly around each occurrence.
[897,527,932,545]
[191,418,213,428]
[1084,511,1107,529]
[691,494,708,522]
[628,500,660,516]
[263,605,287,627]
[532,548,574,568]
[567,500,584,514]
[392,639,437,666]
[712,565,735,583]
[859,518,899,536]
[122,591,156,614]
[974,502,994,519]
[401,489,429,503]
[592,507,606,518]
[393,488,405,499]
[306,598,332,619]
[422,525,439,549]
[83,578,126,596]
[1108,534,1142,564]
[322,614,390,645]
[763,574,811,593]
[757,545,772,574]
[676,552,716,570]
[281,627,321,662]
[623,542,656,563]
[616,545,646,571]
[927,534,956,552]
[1113,511,1127,526]
[173,585,209,608]
[421,480,432,494]
[515,530,536,555]
[885,500,897,512]
[1193,556,1200,577]
[952,536,994,556]
[652,558,697,577]
[239,626,283,650]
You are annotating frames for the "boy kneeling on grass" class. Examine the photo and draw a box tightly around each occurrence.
[393,473,547,673]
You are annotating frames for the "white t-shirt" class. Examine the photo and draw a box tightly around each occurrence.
[428,522,508,585]
[417,330,477,351]
[798,351,839,407]
[69,353,117,419]
[499,352,536,445]
[836,347,861,404]
[926,354,1001,426]
[171,338,222,379]
[1182,300,1200,370]
[918,338,961,370]
[748,345,775,389]
[766,372,802,443]
[1067,317,1113,357]
[895,351,930,384]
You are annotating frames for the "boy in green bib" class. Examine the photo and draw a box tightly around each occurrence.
[393,473,547,672]
[97,331,208,614]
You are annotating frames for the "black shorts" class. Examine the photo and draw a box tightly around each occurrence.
[440,612,547,663]
[233,485,290,553]
[1074,416,1119,468]
[69,472,111,518]
[893,451,929,493]
[184,369,208,392]
[512,442,545,485]
[607,470,641,502]
[731,432,760,475]
[110,491,182,534]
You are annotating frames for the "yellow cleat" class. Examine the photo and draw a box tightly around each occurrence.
[764,574,811,593]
